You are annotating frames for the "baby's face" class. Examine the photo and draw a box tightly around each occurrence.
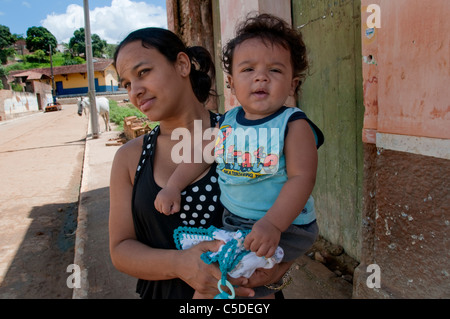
[227,38,299,120]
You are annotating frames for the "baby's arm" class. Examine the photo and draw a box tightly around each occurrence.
[155,124,219,215]
[155,161,211,215]
[244,119,318,257]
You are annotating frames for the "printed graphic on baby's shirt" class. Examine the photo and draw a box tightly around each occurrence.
[214,125,281,179]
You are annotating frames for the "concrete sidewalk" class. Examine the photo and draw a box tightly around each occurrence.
[73,123,353,299]
[73,124,137,299]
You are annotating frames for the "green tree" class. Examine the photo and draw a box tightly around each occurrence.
[0,25,16,64]
[104,43,118,59]
[69,28,85,57]
[69,28,107,58]
[25,26,57,54]
[91,33,107,58]
[0,66,8,89]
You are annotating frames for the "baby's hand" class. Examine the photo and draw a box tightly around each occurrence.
[154,186,181,215]
[244,218,281,258]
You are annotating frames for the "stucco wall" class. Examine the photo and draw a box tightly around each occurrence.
[55,69,118,96]
[362,0,449,144]
[355,0,450,298]
[0,90,41,120]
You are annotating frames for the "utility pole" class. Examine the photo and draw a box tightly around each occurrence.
[83,0,99,138]
[49,44,56,104]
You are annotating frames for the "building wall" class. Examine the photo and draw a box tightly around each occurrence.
[291,0,364,261]
[168,0,450,298]
[103,65,119,92]
[32,80,53,110]
[166,0,217,111]
[354,0,450,298]
[0,90,41,120]
[54,68,118,96]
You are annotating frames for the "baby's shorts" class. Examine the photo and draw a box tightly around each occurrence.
[222,209,319,298]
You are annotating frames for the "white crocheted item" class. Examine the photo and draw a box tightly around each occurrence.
[174,226,284,279]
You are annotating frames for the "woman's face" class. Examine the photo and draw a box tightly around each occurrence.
[115,41,187,121]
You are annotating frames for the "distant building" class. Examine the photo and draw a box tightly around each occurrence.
[13,39,30,56]
[9,58,119,97]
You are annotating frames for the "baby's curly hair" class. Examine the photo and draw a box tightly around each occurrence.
[222,13,309,96]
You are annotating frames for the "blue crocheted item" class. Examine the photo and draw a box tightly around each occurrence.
[173,225,251,299]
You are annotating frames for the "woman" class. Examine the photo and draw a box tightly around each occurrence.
[109,27,291,299]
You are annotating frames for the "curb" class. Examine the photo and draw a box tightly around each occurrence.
[72,118,92,299]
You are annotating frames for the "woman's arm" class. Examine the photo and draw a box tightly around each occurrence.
[109,139,181,280]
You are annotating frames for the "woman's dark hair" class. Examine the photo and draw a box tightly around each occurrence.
[222,13,309,96]
[114,28,215,103]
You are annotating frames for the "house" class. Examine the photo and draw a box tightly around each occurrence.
[167,0,449,298]
[10,58,119,97]
[6,70,52,111]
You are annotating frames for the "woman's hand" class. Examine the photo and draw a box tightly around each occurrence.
[177,240,256,298]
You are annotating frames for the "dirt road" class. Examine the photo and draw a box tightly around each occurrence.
[0,105,87,298]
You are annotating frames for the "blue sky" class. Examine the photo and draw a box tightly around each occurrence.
[0,0,167,44]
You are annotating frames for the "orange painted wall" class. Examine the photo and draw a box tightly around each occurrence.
[362,0,450,141]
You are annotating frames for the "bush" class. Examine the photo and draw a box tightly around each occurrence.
[109,99,157,131]
[63,56,85,65]
[25,50,48,63]
[11,83,23,92]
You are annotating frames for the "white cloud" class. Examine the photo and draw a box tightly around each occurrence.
[42,0,167,44]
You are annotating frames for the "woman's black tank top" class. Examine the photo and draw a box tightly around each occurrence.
[131,111,223,299]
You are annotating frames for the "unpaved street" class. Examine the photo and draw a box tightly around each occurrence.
[0,104,88,298]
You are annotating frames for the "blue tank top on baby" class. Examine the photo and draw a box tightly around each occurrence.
[214,106,323,226]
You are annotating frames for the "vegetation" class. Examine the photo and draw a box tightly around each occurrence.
[69,28,107,58]
[2,51,82,73]
[0,25,16,64]
[109,99,158,131]
[11,82,23,92]
[1,24,114,72]
[25,26,57,54]
[0,66,6,89]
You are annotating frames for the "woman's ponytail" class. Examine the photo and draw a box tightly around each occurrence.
[186,46,215,104]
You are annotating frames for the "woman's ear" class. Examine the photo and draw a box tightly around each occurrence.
[176,52,191,78]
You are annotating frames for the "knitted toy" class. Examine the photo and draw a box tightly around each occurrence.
[174,225,284,299]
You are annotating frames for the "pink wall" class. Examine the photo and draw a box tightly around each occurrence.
[362,0,450,142]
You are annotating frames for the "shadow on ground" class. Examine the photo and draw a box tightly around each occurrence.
[0,201,78,298]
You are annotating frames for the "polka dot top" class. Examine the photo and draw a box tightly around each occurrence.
[131,111,223,299]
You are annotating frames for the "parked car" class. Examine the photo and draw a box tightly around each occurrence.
[45,102,62,112]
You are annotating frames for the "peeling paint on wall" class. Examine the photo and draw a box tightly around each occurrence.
[1,91,39,115]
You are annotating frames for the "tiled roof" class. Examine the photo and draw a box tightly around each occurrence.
[10,59,114,78]
[11,70,51,80]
